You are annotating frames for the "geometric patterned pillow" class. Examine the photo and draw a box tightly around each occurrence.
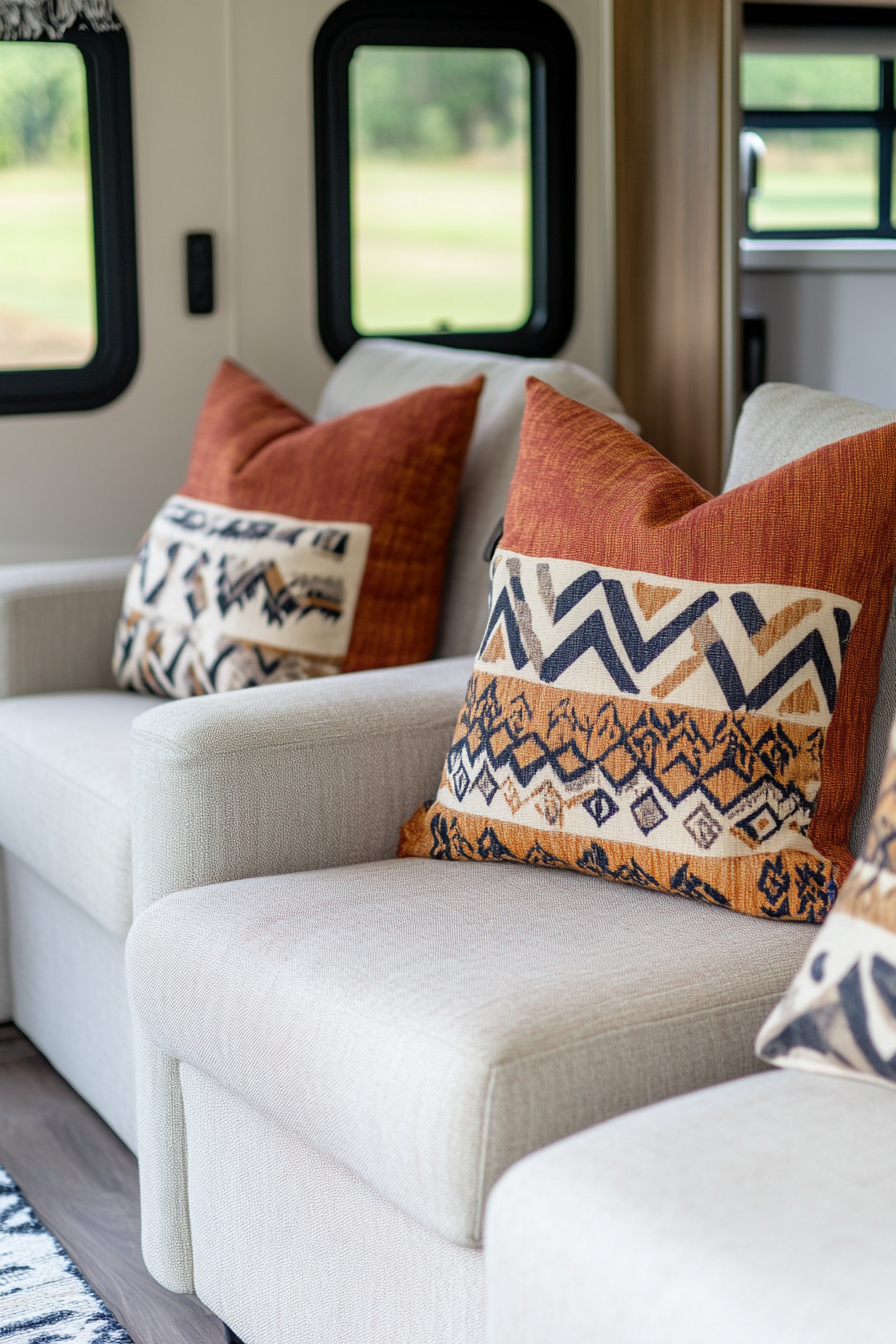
[756,716,896,1082]
[113,360,483,696]
[398,378,896,921]
[113,495,372,695]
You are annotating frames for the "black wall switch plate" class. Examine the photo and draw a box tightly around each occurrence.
[186,232,215,315]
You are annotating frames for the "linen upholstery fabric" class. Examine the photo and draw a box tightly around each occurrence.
[757,715,896,1086]
[114,359,483,695]
[130,658,473,916]
[0,557,129,698]
[317,339,640,659]
[127,861,815,1248]
[401,379,896,920]
[485,1071,896,1344]
[129,656,473,1292]
[179,1065,485,1344]
[0,691,145,939]
[5,855,136,1150]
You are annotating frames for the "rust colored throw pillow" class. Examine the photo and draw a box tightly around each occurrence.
[756,713,896,1083]
[399,378,896,921]
[114,359,483,695]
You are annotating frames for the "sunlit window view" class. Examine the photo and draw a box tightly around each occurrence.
[748,129,878,232]
[349,46,531,335]
[741,53,879,110]
[0,42,96,371]
[742,53,895,237]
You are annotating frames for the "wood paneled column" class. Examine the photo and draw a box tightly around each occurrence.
[615,0,737,493]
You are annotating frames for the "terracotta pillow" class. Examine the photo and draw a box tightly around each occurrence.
[757,714,896,1081]
[399,378,896,922]
[114,359,483,695]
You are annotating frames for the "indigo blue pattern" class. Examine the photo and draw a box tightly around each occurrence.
[0,1165,132,1343]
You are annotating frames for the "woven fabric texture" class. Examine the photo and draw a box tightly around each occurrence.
[485,1070,896,1344]
[114,359,482,695]
[127,859,813,1247]
[400,378,896,920]
[129,656,472,1290]
[0,557,129,699]
[0,691,144,938]
[5,855,136,1151]
[179,1064,485,1344]
[757,714,896,1086]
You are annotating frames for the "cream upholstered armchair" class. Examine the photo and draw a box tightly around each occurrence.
[0,337,635,1154]
[124,382,896,1344]
[484,1068,894,1344]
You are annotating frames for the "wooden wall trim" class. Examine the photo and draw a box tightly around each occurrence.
[615,0,730,493]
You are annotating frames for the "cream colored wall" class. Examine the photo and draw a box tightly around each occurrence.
[0,0,233,563]
[0,0,615,565]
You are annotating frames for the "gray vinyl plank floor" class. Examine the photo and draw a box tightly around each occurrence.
[0,1022,228,1344]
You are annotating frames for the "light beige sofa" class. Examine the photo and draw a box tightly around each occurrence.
[123,382,896,1344]
[485,1068,894,1344]
[0,337,635,1153]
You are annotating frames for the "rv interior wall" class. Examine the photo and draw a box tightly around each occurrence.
[743,268,896,411]
[0,0,615,568]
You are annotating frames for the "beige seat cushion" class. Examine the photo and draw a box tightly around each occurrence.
[0,691,150,939]
[127,858,816,1248]
[486,1069,896,1344]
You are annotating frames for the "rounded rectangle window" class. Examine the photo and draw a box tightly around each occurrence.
[0,20,139,416]
[314,0,577,361]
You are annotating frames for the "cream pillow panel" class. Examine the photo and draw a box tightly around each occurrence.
[113,495,371,697]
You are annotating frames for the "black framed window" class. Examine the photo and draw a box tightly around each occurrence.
[0,20,138,415]
[743,4,896,239]
[314,0,577,361]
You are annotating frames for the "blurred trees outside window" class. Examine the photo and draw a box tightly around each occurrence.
[350,46,532,334]
[742,52,896,236]
[0,42,96,370]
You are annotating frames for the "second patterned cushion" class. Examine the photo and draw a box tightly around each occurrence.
[399,378,896,921]
[113,359,483,696]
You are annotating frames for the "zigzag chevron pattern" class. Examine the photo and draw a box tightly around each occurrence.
[114,495,371,697]
[440,672,825,865]
[478,551,860,729]
[400,548,862,921]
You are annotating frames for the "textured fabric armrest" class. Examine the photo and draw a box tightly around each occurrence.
[0,557,131,697]
[131,657,471,916]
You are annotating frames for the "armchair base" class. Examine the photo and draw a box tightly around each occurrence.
[4,852,136,1150]
[181,1064,484,1344]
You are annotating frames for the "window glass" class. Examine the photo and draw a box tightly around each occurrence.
[741,53,880,110]
[349,46,531,335]
[747,129,879,232]
[0,42,95,371]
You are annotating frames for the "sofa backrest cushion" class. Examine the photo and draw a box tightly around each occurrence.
[723,383,896,855]
[317,339,639,660]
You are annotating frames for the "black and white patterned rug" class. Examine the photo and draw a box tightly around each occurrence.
[0,1164,132,1342]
